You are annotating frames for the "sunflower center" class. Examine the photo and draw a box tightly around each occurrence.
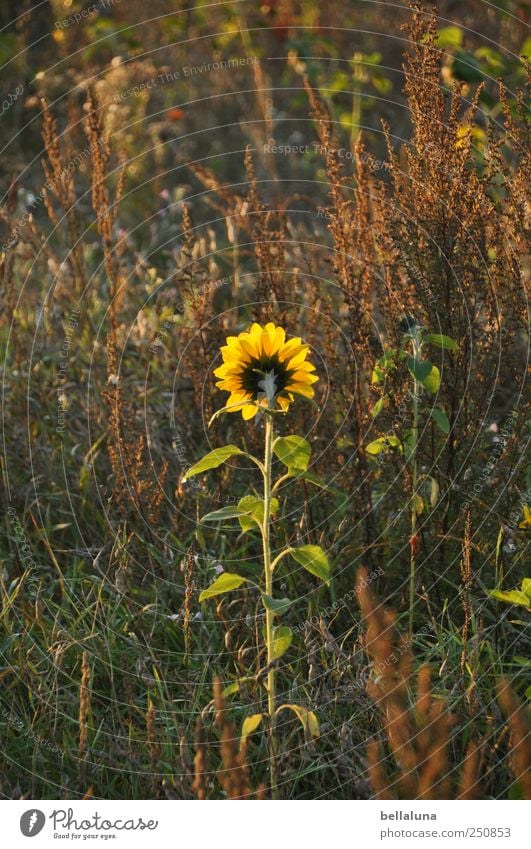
[239,354,291,399]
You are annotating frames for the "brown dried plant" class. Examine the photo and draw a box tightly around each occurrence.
[102,331,168,529]
[303,78,379,558]
[146,699,161,797]
[84,89,127,330]
[191,678,265,799]
[380,2,527,488]
[41,100,88,302]
[78,650,91,762]
[244,145,288,321]
[497,680,531,800]
[356,565,480,799]
[180,544,196,665]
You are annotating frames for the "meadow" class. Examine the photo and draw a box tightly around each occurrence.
[0,0,529,800]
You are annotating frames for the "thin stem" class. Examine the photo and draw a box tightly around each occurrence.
[271,472,292,496]
[270,547,293,572]
[409,339,420,636]
[262,413,278,798]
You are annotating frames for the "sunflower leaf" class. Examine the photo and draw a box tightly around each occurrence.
[200,505,250,523]
[289,544,331,584]
[240,714,263,748]
[198,572,247,602]
[423,333,458,351]
[276,704,320,738]
[406,356,433,383]
[431,408,450,433]
[183,445,244,479]
[270,626,293,660]
[273,435,311,472]
[261,594,292,616]
[299,471,345,497]
[238,495,279,532]
[421,364,441,394]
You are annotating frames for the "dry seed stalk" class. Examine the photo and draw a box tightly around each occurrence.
[146,700,160,797]
[497,679,531,799]
[78,651,91,761]
[356,566,481,800]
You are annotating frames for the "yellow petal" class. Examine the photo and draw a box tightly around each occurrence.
[239,333,260,359]
[277,395,291,412]
[260,329,273,356]
[286,348,311,370]
[220,344,248,363]
[291,360,315,373]
[279,339,306,362]
[242,403,258,420]
[286,382,315,398]
[289,371,318,384]
[214,363,244,378]
[219,380,246,392]
[272,326,286,350]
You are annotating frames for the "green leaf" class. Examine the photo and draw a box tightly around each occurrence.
[299,471,344,496]
[238,495,279,532]
[273,435,311,472]
[184,445,244,479]
[406,356,432,383]
[262,594,292,616]
[240,713,263,748]
[289,544,331,584]
[423,333,458,351]
[270,626,293,660]
[436,25,463,50]
[222,682,240,697]
[277,703,320,738]
[431,408,450,433]
[522,578,531,602]
[488,589,531,609]
[421,365,441,394]
[200,505,249,523]
[371,351,398,383]
[379,350,398,367]
[521,36,531,59]
[371,397,385,419]
[371,364,385,384]
[222,676,253,698]
[366,435,402,456]
[198,572,247,602]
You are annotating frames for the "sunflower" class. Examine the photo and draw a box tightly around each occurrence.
[214,322,318,419]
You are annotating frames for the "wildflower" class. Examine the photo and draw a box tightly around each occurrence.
[214,321,318,419]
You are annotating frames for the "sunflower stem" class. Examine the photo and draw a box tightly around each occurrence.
[262,412,278,798]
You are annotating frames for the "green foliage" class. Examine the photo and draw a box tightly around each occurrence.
[238,495,279,532]
[184,445,245,479]
[277,704,320,739]
[273,435,311,472]
[289,544,331,584]
[489,579,531,611]
[198,572,247,601]
[270,625,293,660]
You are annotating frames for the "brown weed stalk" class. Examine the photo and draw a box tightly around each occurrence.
[356,566,479,799]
